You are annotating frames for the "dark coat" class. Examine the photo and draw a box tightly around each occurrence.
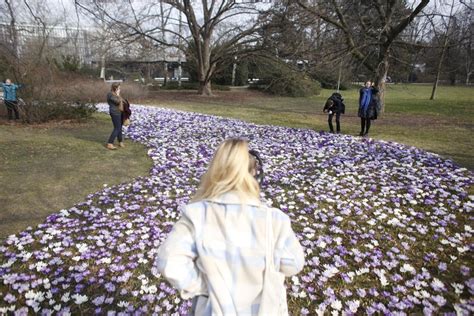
[107,91,122,115]
[358,87,379,119]
[324,93,345,114]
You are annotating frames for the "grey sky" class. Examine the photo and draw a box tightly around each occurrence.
[4,0,468,28]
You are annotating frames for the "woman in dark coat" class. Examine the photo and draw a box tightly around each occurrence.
[323,92,345,133]
[358,81,380,136]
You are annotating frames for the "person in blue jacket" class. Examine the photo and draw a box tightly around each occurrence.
[1,79,22,120]
[358,80,379,136]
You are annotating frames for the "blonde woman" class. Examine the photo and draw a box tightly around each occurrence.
[156,138,305,315]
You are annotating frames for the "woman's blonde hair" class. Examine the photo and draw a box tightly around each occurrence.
[192,138,260,202]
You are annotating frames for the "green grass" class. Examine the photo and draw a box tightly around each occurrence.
[146,84,474,169]
[0,84,471,239]
[0,114,153,240]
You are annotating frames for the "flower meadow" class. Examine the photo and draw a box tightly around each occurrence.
[1,104,473,315]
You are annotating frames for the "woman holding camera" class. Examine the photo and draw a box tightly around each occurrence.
[106,83,124,150]
[156,138,305,315]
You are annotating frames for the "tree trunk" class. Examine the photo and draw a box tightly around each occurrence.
[431,0,454,100]
[375,55,389,113]
[430,45,447,100]
[197,64,213,95]
[146,63,152,83]
[178,9,183,88]
[178,62,182,88]
[232,62,237,86]
[336,57,343,92]
[5,0,20,80]
[197,37,214,96]
[100,54,106,80]
[163,62,168,86]
[198,80,212,96]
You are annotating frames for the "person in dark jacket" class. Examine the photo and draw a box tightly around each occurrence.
[106,83,124,150]
[358,81,379,136]
[1,79,22,120]
[323,92,345,133]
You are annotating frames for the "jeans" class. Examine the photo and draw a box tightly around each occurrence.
[328,112,341,133]
[4,100,19,120]
[108,114,123,144]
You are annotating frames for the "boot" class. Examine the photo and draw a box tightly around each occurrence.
[119,142,125,148]
[106,143,117,150]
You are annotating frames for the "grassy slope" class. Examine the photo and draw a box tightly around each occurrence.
[146,84,474,169]
[0,114,153,240]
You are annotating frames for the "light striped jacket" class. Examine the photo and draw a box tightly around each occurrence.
[156,191,305,315]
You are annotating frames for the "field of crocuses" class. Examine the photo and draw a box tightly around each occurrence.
[1,104,473,315]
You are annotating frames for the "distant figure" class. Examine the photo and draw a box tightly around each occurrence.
[323,92,345,133]
[358,81,379,136]
[156,138,305,315]
[106,83,124,150]
[1,78,22,120]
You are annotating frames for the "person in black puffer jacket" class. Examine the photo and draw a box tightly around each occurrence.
[323,92,345,134]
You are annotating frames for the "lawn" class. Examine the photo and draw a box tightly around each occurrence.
[0,114,153,241]
[0,84,472,315]
[1,104,471,315]
[145,84,474,169]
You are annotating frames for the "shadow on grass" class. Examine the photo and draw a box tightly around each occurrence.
[55,115,113,144]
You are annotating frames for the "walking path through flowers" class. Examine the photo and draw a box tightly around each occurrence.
[1,104,473,315]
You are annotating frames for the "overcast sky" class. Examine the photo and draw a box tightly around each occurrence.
[3,0,468,27]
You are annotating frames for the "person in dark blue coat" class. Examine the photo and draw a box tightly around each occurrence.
[323,92,345,133]
[1,78,22,120]
[358,81,379,136]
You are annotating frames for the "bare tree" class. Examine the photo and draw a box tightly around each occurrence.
[159,2,173,86]
[92,15,121,80]
[75,0,271,96]
[1,0,20,80]
[1,0,67,81]
[459,6,473,85]
[0,0,80,101]
[296,0,430,111]
[430,0,456,100]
